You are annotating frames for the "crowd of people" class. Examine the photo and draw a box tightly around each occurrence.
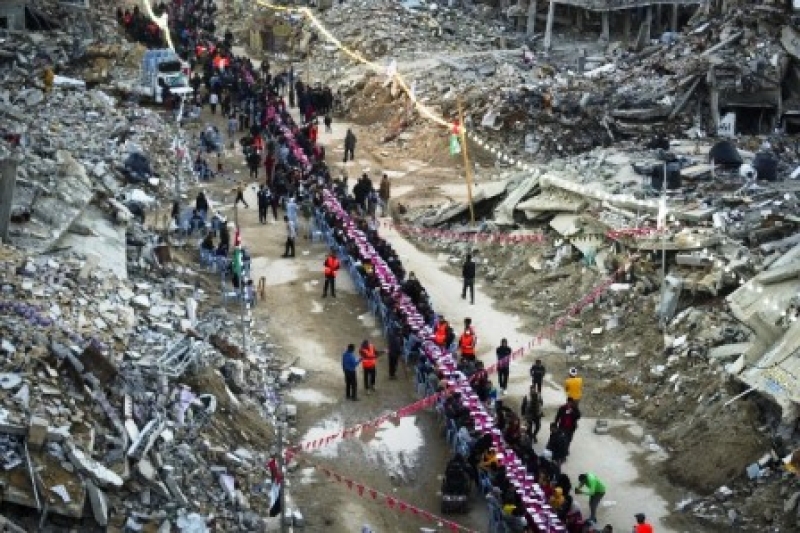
[119,2,660,531]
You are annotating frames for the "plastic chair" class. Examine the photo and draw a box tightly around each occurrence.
[488,501,508,533]
[479,471,494,496]
[445,418,458,449]
[199,246,214,268]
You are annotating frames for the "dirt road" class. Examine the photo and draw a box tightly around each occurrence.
[321,118,687,532]
[188,88,684,532]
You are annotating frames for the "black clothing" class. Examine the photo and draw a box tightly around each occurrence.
[462,278,474,304]
[283,237,295,257]
[462,258,476,279]
[363,367,376,391]
[530,362,546,393]
[546,428,570,463]
[344,369,357,399]
[462,257,476,303]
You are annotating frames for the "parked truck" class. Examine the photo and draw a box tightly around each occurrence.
[134,49,193,103]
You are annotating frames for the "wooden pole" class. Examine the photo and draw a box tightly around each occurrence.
[0,159,18,244]
[457,98,475,225]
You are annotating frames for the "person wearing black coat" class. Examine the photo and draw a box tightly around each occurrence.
[461,253,476,304]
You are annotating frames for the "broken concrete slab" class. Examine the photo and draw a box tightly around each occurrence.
[86,481,109,526]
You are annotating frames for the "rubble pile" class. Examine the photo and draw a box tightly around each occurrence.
[305,2,800,161]
[0,244,291,531]
[0,2,302,530]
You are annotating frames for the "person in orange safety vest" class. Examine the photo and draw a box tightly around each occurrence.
[633,513,653,533]
[359,339,379,394]
[459,326,477,360]
[434,316,449,348]
[323,249,340,298]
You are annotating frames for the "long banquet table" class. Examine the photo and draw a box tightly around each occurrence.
[320,190,566,532]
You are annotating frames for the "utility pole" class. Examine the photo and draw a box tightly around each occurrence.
[240,265,249,353]
[457,98,476,225]
[658,162,668,331]
[277,411,287,533]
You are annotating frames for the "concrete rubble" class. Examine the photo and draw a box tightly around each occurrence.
[0,0,304,530]
[1,0,800,530]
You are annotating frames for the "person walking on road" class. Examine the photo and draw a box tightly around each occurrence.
[632,513,653,533]
[257,185,269,224]
[342,343,361,401]
[530,358,546,394]
[545,422,570,466]
[343,129,357,163]
[359,339,379,394]
[379,174,391,216]
[521,385,544,443]
[565,367,583,406]
[233,182,249,208]
[554,398,581,451]
[496,338,512,394]
[387,327,404,379]
[322,249,340,298]
[576,472,606,524]
[461,253,476,304]
[282,215,296,258]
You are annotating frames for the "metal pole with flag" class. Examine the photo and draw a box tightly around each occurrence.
[658,163,668,330]
[232,244,248,352]
[455,99,475,224]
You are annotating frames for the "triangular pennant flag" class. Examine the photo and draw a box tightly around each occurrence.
[386,496,396,508]
[398,501,407,512]
[446,521,459,532]
[409,506,419,515]
[334,473,342,482]
[356,484,365,496]
[346,479,353,489]
[369,489,378,500]
[449,134,461,156]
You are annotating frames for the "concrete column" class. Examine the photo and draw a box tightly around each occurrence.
[544,0,556,51]
[655,4,662,36]
[623,9,631,44]
[526,0,538,36]
[601,10,610,42]
[671,4,679,32]
[576,7,583,32]
[0,159,17,244]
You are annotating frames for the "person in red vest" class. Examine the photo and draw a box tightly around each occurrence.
[309,121,318,144]
[253,134,264,154]
[433,316,448,348]
[263,152,276,185]
[267,453,283,485]
[322,249,340,298]
[359,339,379,394]
[459,324,476,361]
[633,514,653,533]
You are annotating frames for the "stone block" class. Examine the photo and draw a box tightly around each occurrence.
[27,416,49,450]
[86,480,109,526]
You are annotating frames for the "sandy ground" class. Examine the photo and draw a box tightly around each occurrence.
[183,103,489,531]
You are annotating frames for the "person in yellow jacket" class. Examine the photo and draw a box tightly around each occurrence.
[43,67,54,93]
[565,367,583,405]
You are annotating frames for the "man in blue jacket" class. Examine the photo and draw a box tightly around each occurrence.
[342,344,362,400]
